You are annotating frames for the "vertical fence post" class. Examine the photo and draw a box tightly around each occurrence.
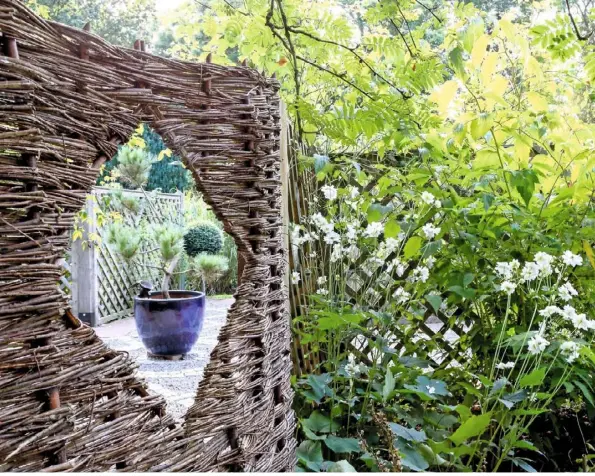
[71,194,99,326]
[280,101,290,291]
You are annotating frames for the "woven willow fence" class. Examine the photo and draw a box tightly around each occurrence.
[0,0,294,471]
[68,187,184,326]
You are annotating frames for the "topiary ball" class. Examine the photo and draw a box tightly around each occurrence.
[184,223,223,257]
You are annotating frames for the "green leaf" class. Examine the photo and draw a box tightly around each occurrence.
[302,411,334,433]
[296,440,323,471]
[574,380,595,408]
[302,426,327,441]
[327,460,357,472]
[449,412,492,446]
[395,440,430,471]
[383,369,396,402]
[324,436,361,454]
[482,193,494,211]
[426,294,442,313]
[317,313,363,330]
[404,236,423,259]
[449,46,466,78]
[389,423,427,443]
[302,374,333,403]
[384,219,401,239]
[519,367,547,387]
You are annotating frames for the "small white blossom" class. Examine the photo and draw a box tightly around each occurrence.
[422,223,441,240]
[324,231,341,245]
[347,244,360,262]
[309,251,317,258]
[558,281,578,302]
[425,256,436,269]
[562,251,583,268]
[412,266,430,283]
[527,334,550,355]
[346,224,358,242]
[393,287,411,304]
[330,244,343,262]
[348,186,360,199]
[421,191,441,208]
[321,184,338,201]
[495,361,515,370]
[495,260,520,280]
[534,252,554,276]
[539,306,561,318]
[316,288,329,296]
[500,280,517,295]
[291,271,300,284]
[426,385,436,394]
[560,341,580,363]
[317,276,327,285]
[364,222,384,238]
[521,261,540,282]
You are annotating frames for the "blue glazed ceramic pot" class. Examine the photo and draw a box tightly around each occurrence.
[134,290,205,356]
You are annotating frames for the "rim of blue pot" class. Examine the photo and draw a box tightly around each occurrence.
[134,290,205,303]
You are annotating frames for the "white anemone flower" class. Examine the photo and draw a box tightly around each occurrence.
[500,280,517,295]
[558,281,578,302]
[392,287,411,304]
[291,271,300,285]
[521,262,540,282]
[364,222,384,238]
[321,184,338,201]
[562,251,583,268]
[412,266,430,283]
[495,361,515,370]
[422,223,441,240]
[527,334,549,355]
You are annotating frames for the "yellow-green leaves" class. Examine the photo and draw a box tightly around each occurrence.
[429,80,458,115]
[526,92,549,112]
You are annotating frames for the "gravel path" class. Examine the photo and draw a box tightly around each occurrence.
[95,297,232,421]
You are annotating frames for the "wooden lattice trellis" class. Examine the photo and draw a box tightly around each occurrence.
[68,187,184,325]
[0,0,295,471]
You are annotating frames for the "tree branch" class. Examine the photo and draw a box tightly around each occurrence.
[414,0,443,24]
[278,25,412,98]
[388,18,415,58]
[565,0,594,40]
[395,2,418,53]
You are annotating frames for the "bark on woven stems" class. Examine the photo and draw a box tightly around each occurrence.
[0,0,295,471]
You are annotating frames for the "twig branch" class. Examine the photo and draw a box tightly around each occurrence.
[395,2,418,53]
[565,0,594,40]
[265,0,304,139]
[295,54,375,100]
[414,0,443,23]
[222,0,249,16]
[279,25,412,98]
[388,18,415,57]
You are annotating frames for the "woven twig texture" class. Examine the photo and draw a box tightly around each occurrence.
[0,0,295,471]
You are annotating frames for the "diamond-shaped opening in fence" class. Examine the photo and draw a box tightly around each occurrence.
[378,272,392,288]
[444,306,458,317]
[425,315,444,334]
[411,330,431,344]
[361,258,380,277]
[457,319,474,334]
[446,359,462,369]
[443,329,460,345]
[346,271,364,293]
[365,288,381,307]
[351,334,368,352]
[429,348,448,365]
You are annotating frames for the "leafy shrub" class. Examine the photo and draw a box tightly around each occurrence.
[184,223,223,256]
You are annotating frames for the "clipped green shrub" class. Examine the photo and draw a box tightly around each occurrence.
[184,223,223,257]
